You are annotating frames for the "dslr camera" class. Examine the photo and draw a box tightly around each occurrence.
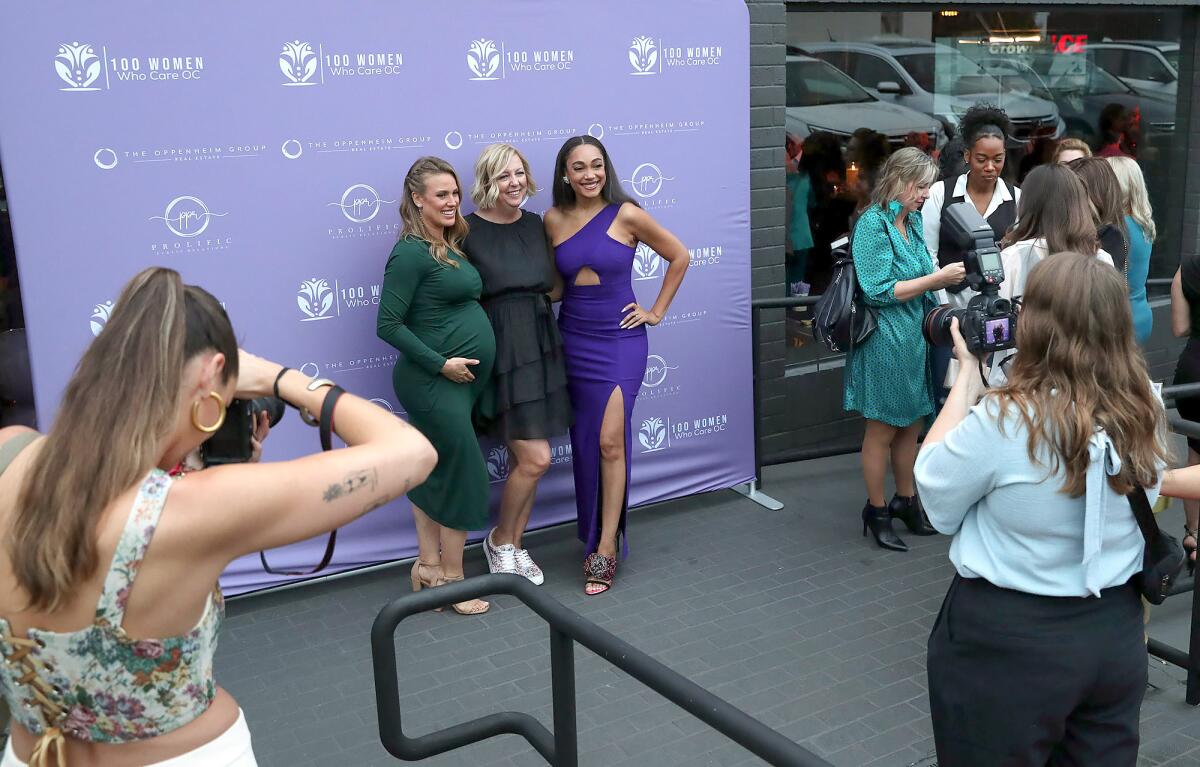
[201,396,286,466]
[922,201,1018,355]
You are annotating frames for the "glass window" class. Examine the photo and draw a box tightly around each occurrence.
[850,53,906,92]
[783,8,1184,370]
[1164,48,1180,71]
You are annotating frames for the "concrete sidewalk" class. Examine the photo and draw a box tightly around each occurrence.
[216,455,1200,766]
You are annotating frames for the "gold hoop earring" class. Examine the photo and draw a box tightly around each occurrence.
[191,391,226,433]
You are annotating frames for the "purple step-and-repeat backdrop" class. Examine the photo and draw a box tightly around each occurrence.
[0,1,752,594]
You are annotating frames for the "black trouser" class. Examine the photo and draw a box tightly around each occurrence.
[927,575,1147,767]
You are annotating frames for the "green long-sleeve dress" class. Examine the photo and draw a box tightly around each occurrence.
[377,236,496,530]
[843,201,937,427]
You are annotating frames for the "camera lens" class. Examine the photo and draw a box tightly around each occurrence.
[922,306,962,348]
[250,396,287,427]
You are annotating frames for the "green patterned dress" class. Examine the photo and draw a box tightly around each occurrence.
[843,201,937,427]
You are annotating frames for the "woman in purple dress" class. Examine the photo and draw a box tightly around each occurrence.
[545,136,689,595]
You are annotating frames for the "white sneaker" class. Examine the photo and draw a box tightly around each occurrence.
[513,548,545,586]
[483,529,518,575]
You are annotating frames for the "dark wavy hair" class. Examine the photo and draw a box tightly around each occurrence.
[551,136,639,209]
[1067,156,1129,247]
[957,103,1012,150]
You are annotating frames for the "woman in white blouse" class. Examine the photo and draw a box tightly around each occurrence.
[916,252,1166,765]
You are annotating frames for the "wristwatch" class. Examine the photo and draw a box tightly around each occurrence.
[300,378,337,426]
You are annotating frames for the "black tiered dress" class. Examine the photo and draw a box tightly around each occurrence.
[463,211,572,441]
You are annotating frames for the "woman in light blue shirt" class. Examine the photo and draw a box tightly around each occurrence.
[915,252,1168,765]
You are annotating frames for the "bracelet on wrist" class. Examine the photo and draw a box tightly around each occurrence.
[300,378,337,426]
[273,367,291,402]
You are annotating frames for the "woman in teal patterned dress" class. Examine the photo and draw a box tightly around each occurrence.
[845,148,965,552]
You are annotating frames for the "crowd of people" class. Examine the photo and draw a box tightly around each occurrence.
[838,100,1200,762]
[0,136,689,766]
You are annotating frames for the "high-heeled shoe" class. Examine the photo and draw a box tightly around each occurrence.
[410,560,444,612]
[439,574,490,615]
[862,502,908,552]
[584,531,621,596]
[1184,526,1197,577]
[888,493,937,536]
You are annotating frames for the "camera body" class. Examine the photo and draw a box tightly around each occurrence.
[201,396,286,466]
[922,201,1018,355]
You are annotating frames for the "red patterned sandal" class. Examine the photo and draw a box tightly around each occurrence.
[583,552,616,596]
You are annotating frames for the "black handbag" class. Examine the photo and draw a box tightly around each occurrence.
[812,231,878,353]
[1127,485,1186,605]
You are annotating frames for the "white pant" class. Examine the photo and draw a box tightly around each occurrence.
[1,709,257,767]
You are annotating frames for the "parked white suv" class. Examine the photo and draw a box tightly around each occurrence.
[1089,41,1179,98]
[802,40,1065,143]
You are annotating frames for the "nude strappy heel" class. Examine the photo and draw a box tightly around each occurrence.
[439,575,490,615]
[410,560,444,612]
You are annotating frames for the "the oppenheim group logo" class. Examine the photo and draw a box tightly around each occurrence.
[297,278,335,321]
[638,417,669,452]
[467,39,502,80]
[280,40,319,86]
[89,300,114,336]
[624,163,674,199]
[633,243,663,281]
[486,445,510,483]
[628,36,658,75]
[56,42,102,90]
[328,184,396,224]
[149,196,227,238]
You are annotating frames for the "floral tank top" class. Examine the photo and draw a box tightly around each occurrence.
[0,469,223,764]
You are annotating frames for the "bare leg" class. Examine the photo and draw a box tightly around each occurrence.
[890,420,924,498]
[861,419,899,507]
[410,504,443,567]
[595,386,627,561]
[439,526,489,614]
[493,439,551,550]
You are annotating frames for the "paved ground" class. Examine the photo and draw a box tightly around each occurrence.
[217,454,1200,767]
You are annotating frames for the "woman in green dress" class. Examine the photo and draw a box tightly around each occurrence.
[377,156,496,615]
[845,147,965,553]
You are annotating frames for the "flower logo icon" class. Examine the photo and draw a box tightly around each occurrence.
[297,278,334,321]
[280,40,319,86]
[486,446,510,482]
[629,36,658,75]
[467,39,501,80]
[639,417,668,452]
[55,42,102,91]
[633,243,663,280]
[89,300,114,336]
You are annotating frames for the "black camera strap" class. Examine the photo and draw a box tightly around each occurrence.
[259,385,346,577]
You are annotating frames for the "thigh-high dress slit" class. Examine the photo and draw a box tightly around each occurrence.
[554,203,646,557]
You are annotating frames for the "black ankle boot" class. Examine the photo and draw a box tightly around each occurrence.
[861,502,908,552]
[888,493,937,536]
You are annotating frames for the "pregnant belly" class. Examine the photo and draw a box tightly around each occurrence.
[443,304,496,363]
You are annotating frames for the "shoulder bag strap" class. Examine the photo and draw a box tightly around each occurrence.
[1127,484,1159,544]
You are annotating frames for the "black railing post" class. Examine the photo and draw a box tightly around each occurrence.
[751,305,763,486]
[549,626,578,767]
[1189,566,1200,705]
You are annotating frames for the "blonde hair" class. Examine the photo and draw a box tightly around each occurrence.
[12,268,237,610]
[870,147,937,209]
[1053,137,1092,162]
[399,156,469,268]
[993,253,1167,496]
[1107,156,1156,243]
[470,143,538,209]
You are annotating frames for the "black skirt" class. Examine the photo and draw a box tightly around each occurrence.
[474,291,573,442]
[1175,337,1200,453]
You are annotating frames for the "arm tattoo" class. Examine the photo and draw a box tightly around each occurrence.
[361,479,410,513]
[322,468,379,503]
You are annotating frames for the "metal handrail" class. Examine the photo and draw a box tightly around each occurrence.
[372,574,834,767]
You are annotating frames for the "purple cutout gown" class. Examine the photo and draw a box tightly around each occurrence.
[554,203,646,557]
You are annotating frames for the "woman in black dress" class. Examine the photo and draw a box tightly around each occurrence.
[464,143,572,585]
[1067,156,1129,272]
[1172,257,1200,570]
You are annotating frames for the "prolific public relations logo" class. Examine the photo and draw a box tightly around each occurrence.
[486,446,510,483]
[56,42,102,90]
[467,39,502,80]
[328,184,396,224]
[638,416,669,453]
[633,243,664,281]
[626,35,723,74]
[149,195,228,238]
[89,300,114,336]
[628,36,658,75]
[623,163,677,210]
[280,41,319,86]
[642,354,680,388]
